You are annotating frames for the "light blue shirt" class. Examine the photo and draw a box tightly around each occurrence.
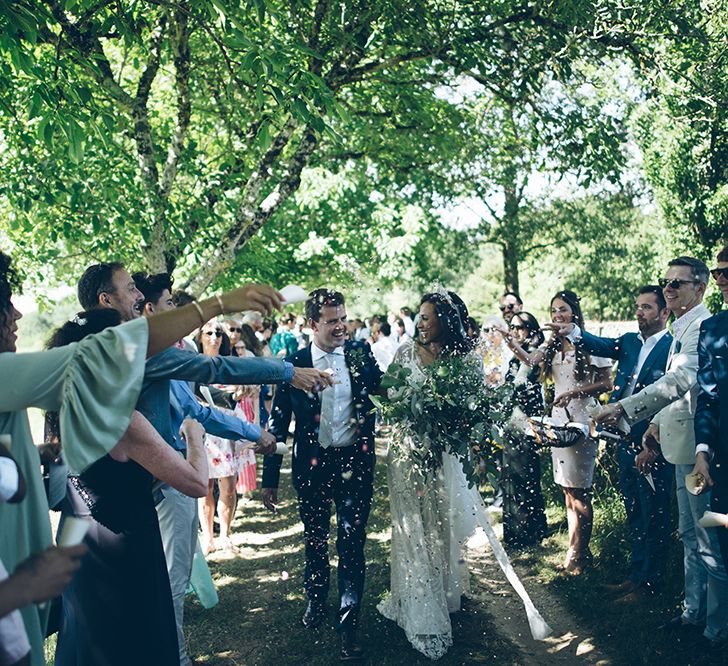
[169,380,261,451]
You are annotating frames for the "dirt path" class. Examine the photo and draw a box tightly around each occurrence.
[467,515,616,666]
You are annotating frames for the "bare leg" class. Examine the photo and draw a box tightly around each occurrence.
[199,479,216,554]
[217,475,238,542]
[564,487,593,573]
[563,489,576,567]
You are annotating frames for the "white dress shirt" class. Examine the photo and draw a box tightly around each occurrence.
[311,343,356,448]
[371,335,398,372]
[624,328,670,397]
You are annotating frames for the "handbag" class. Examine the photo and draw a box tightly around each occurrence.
[527,405,589,449]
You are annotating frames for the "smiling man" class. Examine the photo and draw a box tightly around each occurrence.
[594,255,728,648]
[77,262,145,322]
[262,288,382,662]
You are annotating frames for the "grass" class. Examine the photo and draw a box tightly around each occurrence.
[44,443,700,666]
[184,456,520,665]
[509,447,697,666]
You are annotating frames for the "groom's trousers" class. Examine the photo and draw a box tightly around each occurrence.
[297,445,373,631]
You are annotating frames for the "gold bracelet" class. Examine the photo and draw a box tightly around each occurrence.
[215,293,225,314]
[191,301,205,326]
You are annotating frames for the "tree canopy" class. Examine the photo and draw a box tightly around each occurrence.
[0,0,725,313]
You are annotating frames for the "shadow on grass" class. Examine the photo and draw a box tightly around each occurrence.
[513,481,697,666]
[186,453,521,665]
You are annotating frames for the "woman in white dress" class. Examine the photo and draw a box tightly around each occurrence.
[378,291,550,659]
[502,290,612,575]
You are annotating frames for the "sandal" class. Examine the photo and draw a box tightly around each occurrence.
[561,548,592,576]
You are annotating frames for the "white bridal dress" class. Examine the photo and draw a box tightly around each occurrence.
[377,341,551,660]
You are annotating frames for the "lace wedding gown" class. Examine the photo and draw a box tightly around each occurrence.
[377,341,551,659]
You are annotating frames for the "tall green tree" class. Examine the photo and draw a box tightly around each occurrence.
[0,0,701,295]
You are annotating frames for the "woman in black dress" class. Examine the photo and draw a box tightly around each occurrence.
[48,312,209,666]
[502,312,548,548]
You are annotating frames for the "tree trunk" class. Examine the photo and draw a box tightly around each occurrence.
[502,239,519,295]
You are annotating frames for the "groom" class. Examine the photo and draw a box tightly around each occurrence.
[262,289,382,661]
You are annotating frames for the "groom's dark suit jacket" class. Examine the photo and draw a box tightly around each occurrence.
[262,340,383,491]
[580,329,672,448]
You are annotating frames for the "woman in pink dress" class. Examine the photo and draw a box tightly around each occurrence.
[197,320,244,553]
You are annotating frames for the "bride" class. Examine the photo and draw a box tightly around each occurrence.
[377,290,550,660]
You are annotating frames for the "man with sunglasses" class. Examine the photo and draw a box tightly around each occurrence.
[594,256,728,648]
[692,246,728,573]
[499,291,523,324]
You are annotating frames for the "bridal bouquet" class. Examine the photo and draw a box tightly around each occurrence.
[371,355,512,487]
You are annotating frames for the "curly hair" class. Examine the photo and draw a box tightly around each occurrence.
[418,290,474,356]
[540,290,591,383]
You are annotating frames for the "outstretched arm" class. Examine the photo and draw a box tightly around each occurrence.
[619,325,700,425]
[146,284,283,357]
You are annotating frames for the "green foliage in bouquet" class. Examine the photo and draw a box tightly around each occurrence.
[370,355,512,487]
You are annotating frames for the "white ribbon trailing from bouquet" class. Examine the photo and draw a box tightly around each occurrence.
[474,498,553,640]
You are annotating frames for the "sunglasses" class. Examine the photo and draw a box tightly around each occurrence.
[482,327,496,333]
[658,277,699,290]
[710,267,728,281]
[509,324,526,331]
[227,327,242,333]
[499,303,516,311]
[204,330,223,337]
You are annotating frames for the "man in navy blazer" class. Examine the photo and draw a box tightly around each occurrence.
[262,289,382,661]
[693,245,728,568]
[558,285,672,597]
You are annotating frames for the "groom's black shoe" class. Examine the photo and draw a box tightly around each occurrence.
[302,600,327,629]
[340,628,365,662]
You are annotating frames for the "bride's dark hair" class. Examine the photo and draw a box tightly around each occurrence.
[417,290,474,356]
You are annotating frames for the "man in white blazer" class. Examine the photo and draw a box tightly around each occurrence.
[596,256,728,648]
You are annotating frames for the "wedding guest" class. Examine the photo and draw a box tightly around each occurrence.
[399,307,416,338]
[0,440,85,666]
[241,311,264,336]
[223,317,243,353]
[504,290,613,574]
[52,314,209,666]
[196,320,246,553]
[692,245,728,570]
[260,318,277,353]
[371,322,398,372]
[481,316,512,387]
[0,252,277,666]
[499,291,523,324]
[594,257,728,646]
[502,312,547,548]
[466,316,481,340]
[552,286,672,599]
[233,324,264,497]
[395,318,411,347]
[269,313,298,358]
[262,289,382,661]
[133,272,269,666]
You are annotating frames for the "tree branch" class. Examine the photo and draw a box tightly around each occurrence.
[160,5,192,199]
